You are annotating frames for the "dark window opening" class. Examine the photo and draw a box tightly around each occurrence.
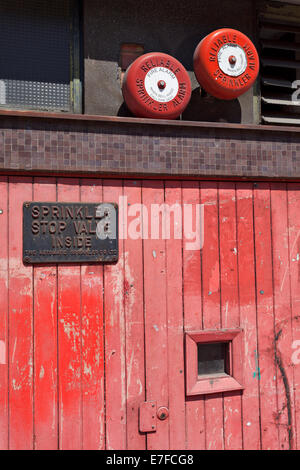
[197,342,230,377]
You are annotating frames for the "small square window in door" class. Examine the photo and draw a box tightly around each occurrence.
[197,342,229,377]
[185,329,244,396]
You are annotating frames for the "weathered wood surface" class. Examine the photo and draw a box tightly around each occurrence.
[0,177,299,449]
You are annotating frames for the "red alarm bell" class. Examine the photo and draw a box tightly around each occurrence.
[122,52,192,119]
[193,28,259,100]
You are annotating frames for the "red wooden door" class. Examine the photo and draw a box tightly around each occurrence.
[0,176,299,450]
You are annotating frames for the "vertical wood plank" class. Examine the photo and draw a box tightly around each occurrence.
[123,180,146,450]
[236,183,260,450]
[182,181,205,450]
[287,183,300,450]
[271,183,295,450]
[165,181,185,450]
[142,180,169,450]
[103,180,126,450]
[80,179,105,450]
[253,183,279,450]
[0,177,8,449]
[218,182,242,450]
[33,177,58,450]
[9,177,33,450]
[201,182,224,450]
[57,178,82,450]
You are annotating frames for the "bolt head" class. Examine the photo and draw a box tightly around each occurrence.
[157,80,166,90]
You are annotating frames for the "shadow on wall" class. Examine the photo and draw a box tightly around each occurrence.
[117,101,134,118]
[117,88,242,124]
[182,88,242,123]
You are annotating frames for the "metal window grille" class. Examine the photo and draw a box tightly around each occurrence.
[0,0,81,113]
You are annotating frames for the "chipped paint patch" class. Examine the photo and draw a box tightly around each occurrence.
[124,251,135,321]
[281,228,300,291]
[11,338,17,364]
[0,257,8,272]
[127,351,134,391]
[59,319,80,352]
[84,362,92,377]
[108,252,127,410]
[39,365,45,379]
[109,257,124,328]
[0,340,6,364]
[12,379,22,391]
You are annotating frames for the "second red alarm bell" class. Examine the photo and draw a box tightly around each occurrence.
[193,28,259,100]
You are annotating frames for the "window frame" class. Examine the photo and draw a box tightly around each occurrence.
[185,328,244,397]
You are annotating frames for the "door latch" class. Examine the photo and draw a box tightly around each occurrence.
[139,402,170,432]
[139,401,157,433]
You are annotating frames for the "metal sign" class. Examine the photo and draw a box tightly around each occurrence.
[23,202,118,264]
